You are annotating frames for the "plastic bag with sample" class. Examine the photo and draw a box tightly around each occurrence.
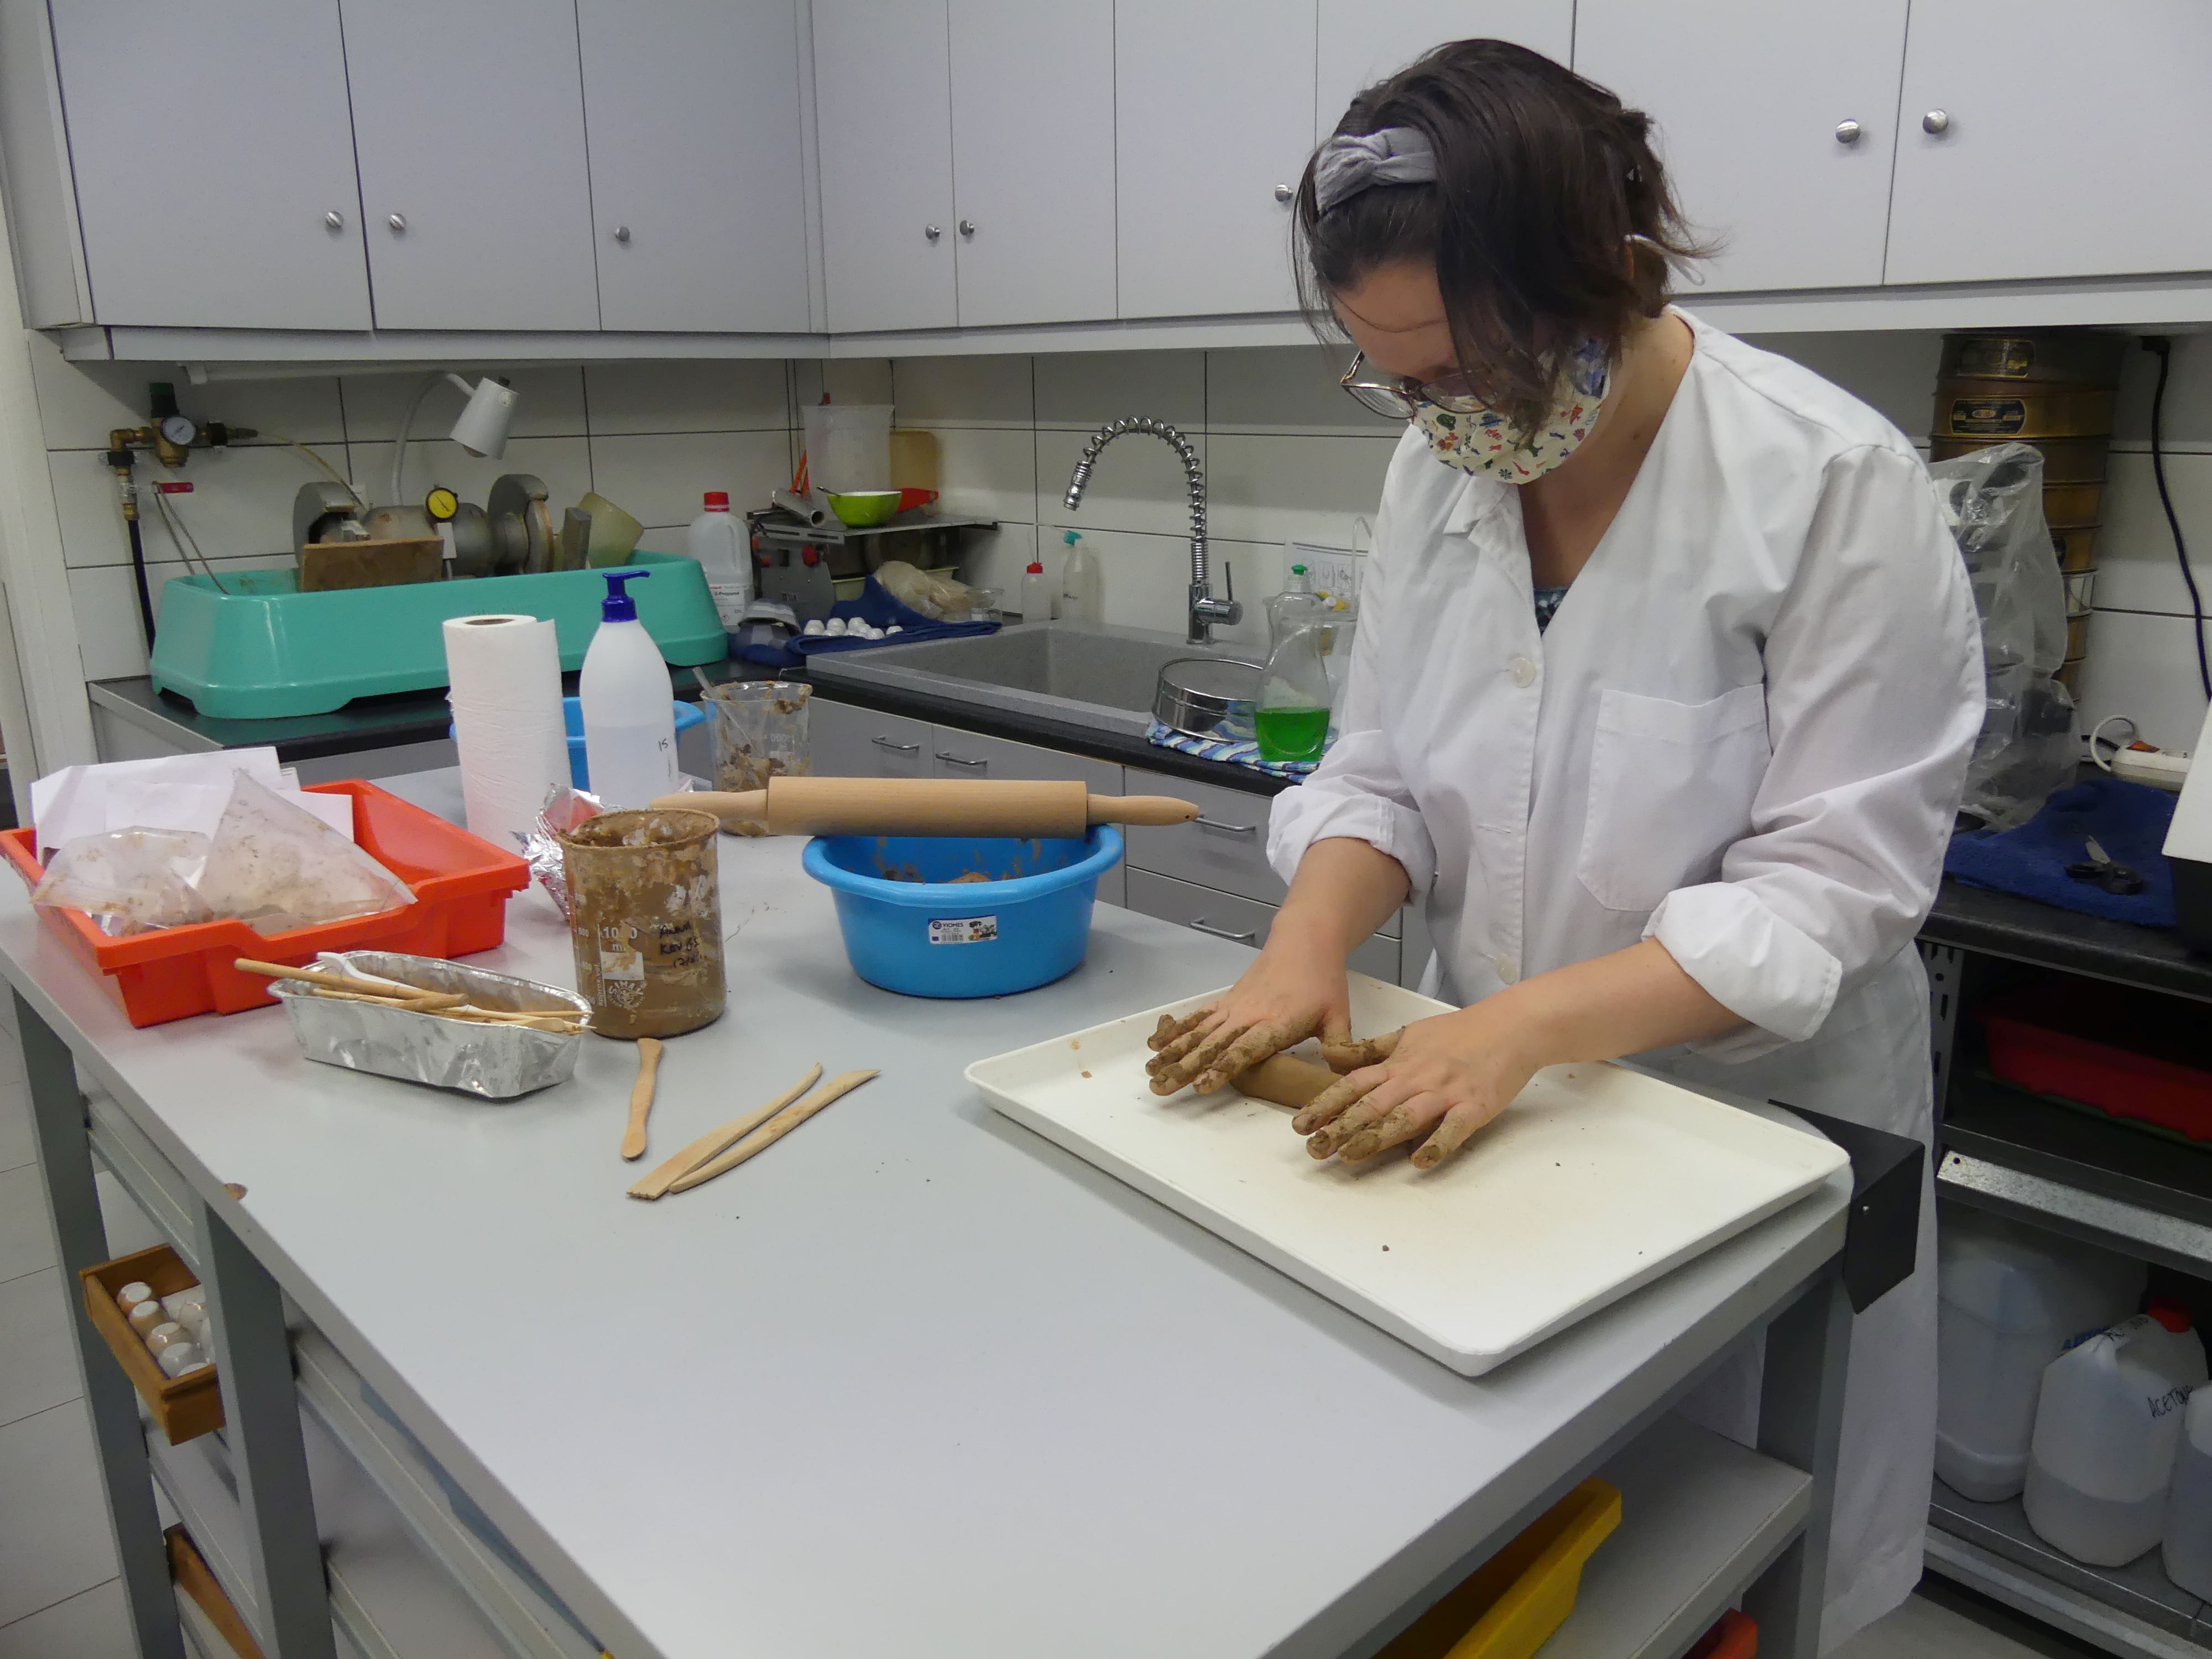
[30,827,213,936]
[192,774,411,933]
[1928,442,2076,830]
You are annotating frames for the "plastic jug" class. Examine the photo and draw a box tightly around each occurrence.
[686,491,752,631]
[1020,559,1057,623]
[2166,1390,2212,1597]
[1057,530,1103,624]
[1936,1208,2145,1501]
[580,570,679,810]
[2024,1304,2206,1566]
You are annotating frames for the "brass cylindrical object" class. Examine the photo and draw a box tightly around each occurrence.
[1933,383,2117,441]
[559,808,726,1040]
[2051,526,2100,570]
[1938,332,2128,385]
[1928,434,2111,483]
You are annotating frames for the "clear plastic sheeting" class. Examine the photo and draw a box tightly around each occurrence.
[1930,442,2076,830]
[30,827,213,936]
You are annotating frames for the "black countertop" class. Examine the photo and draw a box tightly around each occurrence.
[95,671,2206,998]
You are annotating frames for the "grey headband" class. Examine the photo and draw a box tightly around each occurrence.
[1312,126,1438,213]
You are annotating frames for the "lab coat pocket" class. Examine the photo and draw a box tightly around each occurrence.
[1578,684,1771,914]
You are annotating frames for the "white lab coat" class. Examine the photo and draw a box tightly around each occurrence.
[1269,314,1983,1650]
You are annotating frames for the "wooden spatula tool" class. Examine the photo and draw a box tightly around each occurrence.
[658,777,1200,839]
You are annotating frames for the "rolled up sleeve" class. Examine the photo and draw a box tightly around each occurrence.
[1646,444,1984,1058]
[1267,497,1438,895]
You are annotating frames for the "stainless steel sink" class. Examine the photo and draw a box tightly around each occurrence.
[805,622,1251,737]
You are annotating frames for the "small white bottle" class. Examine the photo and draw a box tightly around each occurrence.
[580,570,679,808]
[686,490,752,632]
[1020,559,1057,624]
[1057,530,1103,624]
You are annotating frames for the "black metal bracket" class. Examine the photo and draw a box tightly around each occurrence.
[1772,1102,1924,1314]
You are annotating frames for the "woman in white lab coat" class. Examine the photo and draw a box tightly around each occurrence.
[1146,42,1983,1651]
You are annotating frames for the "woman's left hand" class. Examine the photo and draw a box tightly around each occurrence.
[1295,1003,1542,1171]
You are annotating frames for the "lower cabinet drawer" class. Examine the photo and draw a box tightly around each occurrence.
[1126,870,1400,983]
[1123,768,1287,907]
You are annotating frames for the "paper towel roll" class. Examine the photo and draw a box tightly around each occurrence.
[444,614,567,851]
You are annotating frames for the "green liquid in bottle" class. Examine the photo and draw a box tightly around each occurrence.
[1254,705,1331,763]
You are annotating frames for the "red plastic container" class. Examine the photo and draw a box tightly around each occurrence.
[1978,982,2212,1141]
[1687,1610,1758,1658]
[3,780,530,1027]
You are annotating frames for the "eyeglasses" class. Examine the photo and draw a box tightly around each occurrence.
[1339,350,1492,420]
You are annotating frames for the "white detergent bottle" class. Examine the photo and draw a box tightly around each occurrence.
[1937,1208,2145,1501]
[686,490,752,631]
[2025,1303,2206,1566]
[2165,1389,2212,1597]
[1057,530,1103,623]
[1020,558,1056,623]
[580,569,677,809]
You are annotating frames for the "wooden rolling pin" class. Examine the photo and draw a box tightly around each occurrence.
[658,777,1200,839]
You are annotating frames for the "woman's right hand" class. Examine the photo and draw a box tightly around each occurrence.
[1145,940,1352,1097]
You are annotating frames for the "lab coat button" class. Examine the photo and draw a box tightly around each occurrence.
[1509,655,1538,688]
[1493,955,1519,983]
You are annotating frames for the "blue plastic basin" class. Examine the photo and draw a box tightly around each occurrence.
[802,827,1124,999]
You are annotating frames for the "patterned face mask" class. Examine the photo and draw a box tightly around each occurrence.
[1407,338,1612,484]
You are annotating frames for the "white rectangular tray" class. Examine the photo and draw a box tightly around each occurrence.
[968,975,1848,1376]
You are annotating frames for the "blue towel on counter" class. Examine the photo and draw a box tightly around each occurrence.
[737,576,999,670]
[1146,718,1326,779]
[1945,774,2179,928]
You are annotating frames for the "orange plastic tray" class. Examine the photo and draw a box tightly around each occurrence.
[3,780,530,1027]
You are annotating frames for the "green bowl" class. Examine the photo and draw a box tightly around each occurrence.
[826,490,902,529]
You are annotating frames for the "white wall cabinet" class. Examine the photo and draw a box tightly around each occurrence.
[946,1,1117,327]
[578,0,810,333]
[1316,1,1574,139]
[339,0,601,331]
[1117,0,1318,319]
[46,1,371,330]
[812,0,959,333]
[1886,0,2212,286]
[1574,1,1907,293]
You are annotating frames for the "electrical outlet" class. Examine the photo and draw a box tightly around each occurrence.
[1291,540,1363,606]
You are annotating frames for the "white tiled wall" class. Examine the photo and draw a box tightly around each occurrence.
[24,337,799,683]
[24,324,2212,754]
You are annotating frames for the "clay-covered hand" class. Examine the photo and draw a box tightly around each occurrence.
[1146,950,1352,1097]
[1294,1004,1537,1171]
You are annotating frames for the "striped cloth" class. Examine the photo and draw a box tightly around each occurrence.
[1146,718,1327,779]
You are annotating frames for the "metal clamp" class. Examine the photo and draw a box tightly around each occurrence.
[1193,816,1255,836]
[871,736,921,754]
[1191,919,1258,943]
[936,753,987,769]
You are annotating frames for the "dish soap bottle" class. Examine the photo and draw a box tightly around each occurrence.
[580,570,678,808]
[1255,620,1334,764]
[1021,557,1057,623]
[1266,563,1327,653]
[687,491,752,632]
[1057,530,1103,624]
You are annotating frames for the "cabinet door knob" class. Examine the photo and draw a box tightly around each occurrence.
[324,210,345,231]
[1273,182,1294,203]
[958,219,976,237]
[387,213,406,233]
[924,224,941,241]
[1922,109,1950,135]
[613,225,631,243]
[1834,119,1863,145]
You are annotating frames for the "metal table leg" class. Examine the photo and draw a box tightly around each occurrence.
[15,991,185,1659]
[197,1201,336,1659]
[1742,1265,1853,1659]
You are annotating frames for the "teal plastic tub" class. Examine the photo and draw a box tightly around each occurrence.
[150,551,728,718]
[803,829,1123,998]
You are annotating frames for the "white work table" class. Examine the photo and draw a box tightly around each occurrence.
[8,770,1854,1659]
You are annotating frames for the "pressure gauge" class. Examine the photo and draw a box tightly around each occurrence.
[158,414,198,447]
[424,486,460,524]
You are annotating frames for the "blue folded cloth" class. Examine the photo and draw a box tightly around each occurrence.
[1945,774,2179,928]
[737,576,999,670]
[1145,718,1326,779]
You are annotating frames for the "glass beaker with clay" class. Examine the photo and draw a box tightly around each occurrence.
[558,808,726,1039]
[1254,622,1334,765]
[705,681,812,836]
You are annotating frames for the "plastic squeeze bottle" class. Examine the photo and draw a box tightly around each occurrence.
[1057,530,1103,623]
[687,491,753,631]
[1020,558,1057,623]
[580,569,678,808]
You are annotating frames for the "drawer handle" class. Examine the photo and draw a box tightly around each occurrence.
[871,736,921,754]
[935,753,987,769]
[1191,919,1258,944]
[1193,816,1256,836]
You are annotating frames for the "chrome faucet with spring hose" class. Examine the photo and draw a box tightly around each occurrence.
[1062,416,1242,645]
